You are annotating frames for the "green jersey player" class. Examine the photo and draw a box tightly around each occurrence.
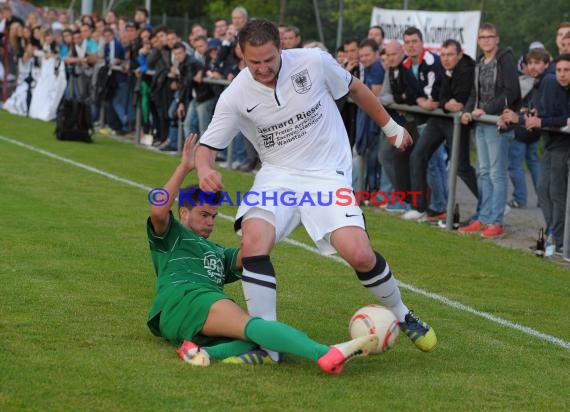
[146,134,378,373]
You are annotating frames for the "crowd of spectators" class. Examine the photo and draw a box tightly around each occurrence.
[1,4,570,253]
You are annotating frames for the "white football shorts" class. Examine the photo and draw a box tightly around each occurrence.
[235,165,365,255]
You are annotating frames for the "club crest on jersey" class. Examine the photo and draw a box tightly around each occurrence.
[261,133,275,148]
[203,251,224,285]
[291,69,312,94]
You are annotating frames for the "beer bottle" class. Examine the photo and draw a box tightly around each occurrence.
[452,203,460,230]
[535,228,545,258]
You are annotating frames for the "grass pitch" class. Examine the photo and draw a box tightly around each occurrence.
[0,111,568,411]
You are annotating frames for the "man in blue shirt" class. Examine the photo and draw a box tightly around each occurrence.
[103,28,130,134]
[355,38,385,193]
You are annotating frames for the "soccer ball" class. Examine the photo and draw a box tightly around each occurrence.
[349,304,400,353]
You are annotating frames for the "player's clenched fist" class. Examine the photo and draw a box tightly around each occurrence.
[386,128,413,151]
[383,119,413,151]
[199,169,224,192]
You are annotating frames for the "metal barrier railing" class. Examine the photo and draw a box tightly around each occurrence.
[380,104,465,233]
[98,64,131,129]
[128,74,570,260]
[384,103,570,261]
[133,74,233,158]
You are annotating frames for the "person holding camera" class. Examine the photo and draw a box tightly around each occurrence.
[499,50,570,253]
[500,45,544,210]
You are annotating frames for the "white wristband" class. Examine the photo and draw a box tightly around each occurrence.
[382,118,405,148]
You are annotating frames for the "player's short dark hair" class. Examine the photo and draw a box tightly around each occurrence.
[238,19,280,52]
[285,25,300,36]
[556,53,570,64]
[172,42,185,51]
[154,25,168,35]
[441,39,462,54]
[404,26,423,41]
[179,184,223,210]
[359,38,378,52]
[369,25,385,38]
[479,22,497,34]
[343,37,359,48]
[136,7,149,19]
[527,48,551,64]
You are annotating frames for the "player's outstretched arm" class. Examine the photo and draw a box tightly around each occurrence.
[348,76,412,151]
[195,145,224,192]
[150,134,198,235]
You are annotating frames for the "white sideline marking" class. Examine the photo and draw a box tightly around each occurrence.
[2,134,569,351]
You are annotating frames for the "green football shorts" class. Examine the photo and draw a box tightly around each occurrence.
[158,286,230,346]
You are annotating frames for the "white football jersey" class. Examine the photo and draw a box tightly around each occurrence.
[200,48,353,172]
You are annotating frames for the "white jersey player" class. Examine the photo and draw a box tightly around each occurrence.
[195,19,437,359]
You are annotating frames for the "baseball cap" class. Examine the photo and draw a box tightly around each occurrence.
[207,38,222,50]
[529,41,545,50]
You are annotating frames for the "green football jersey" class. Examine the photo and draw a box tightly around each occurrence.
[146,212,241,327]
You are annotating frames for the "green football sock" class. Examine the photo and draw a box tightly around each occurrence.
[202,340,257,359]
[244,318,330,362]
